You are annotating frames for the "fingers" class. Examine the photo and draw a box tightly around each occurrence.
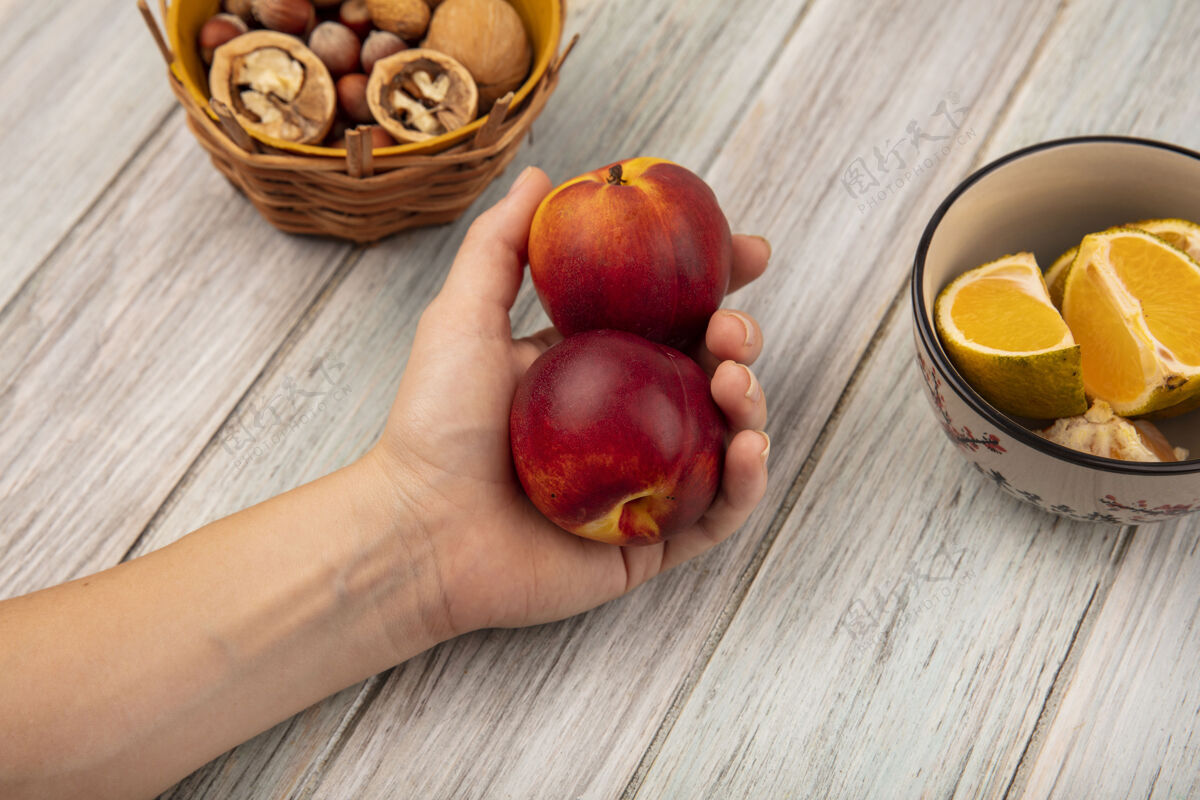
[435,167,553,323]
[660,429,769,571]
[696,309,763,373]
[694,234,768,371]
[654,352,769,571]
[517,313,764,394]
[512,326,563,375]
[728,234,771,294]
[711,360,767,432]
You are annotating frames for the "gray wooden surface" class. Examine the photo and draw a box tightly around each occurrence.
[2,0,1198,797]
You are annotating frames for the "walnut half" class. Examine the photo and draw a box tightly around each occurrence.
[366,48,478,143]
[209,30,336,145]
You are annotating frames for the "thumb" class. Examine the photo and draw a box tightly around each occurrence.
[437,166,552,317]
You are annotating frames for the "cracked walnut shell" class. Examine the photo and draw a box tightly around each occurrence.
[209,30,337,145]
[366,49,477,143]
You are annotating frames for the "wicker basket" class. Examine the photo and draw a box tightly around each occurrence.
[138,0,574,242]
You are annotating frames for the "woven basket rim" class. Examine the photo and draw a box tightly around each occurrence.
[164,0,564,159]
[169,36,573,176]
[136,0,574,241]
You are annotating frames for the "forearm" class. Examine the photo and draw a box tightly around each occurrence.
[0,451,447,799]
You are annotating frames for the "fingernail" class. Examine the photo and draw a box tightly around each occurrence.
[723,310,755,348]
[740,364,761,402]
[753,235,772,263]
[758,431,771,463]
[506,166,534,198]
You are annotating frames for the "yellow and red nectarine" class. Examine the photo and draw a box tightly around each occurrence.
[509,330,726,546]
[528,158,733,350]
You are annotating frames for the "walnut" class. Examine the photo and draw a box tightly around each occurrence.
[209,31,337,145]
[365,0,430,39]
[366,48,477,142]
[422,0,530,108]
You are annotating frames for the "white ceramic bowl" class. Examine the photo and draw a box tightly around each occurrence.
[911,136,1200,524]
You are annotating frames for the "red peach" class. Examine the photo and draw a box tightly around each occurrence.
[510,330,726,546]
[528,158,733,349]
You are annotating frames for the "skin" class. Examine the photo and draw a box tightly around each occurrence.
[0,167,770,799]
[528,158,733,349]
[510,330,728,545]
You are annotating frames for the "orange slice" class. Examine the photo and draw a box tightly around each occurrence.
[936,253,1086,419]
[1061,228,1200,416]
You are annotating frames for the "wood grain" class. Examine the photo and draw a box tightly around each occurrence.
[638,1,1200,796]
[0,0,176,311]
[633,312,1125,798]
[0,117,348,597]
[1018,520,1200,799]
[303,0,1076,797]
[2,0,1197,797]
[977,1,1200,794]
[130,0,814,794]
[978,0,1200,149]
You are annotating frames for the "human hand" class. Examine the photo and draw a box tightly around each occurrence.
[368,166,771,638]
[0,166,769,797]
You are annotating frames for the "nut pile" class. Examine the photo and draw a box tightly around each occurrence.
[199,0,532,149]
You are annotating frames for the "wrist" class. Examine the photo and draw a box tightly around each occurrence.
[0,452,459,797]
[347,447,459,652]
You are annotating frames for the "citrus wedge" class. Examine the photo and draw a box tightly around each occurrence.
[936,252,1087,419]
[1045,219,1200,310]
[1061,227,1200,416]
[1128,218,1200,262]
[1044,246,1077,309]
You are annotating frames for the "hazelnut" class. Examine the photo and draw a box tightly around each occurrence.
[366,0,430,39]
[366,125,397,148]
[367,48,477,142]
[332,125,396,149]
[210,30,337,145]
[327,118,351,144]
[199,13,249,64]
[360,30,407,75]
[336,73,373,123]
[251,0,316,35]
[309,21,360,76]
[423,0,531,109]
[223,0,255,22]
[339,0,372,37]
